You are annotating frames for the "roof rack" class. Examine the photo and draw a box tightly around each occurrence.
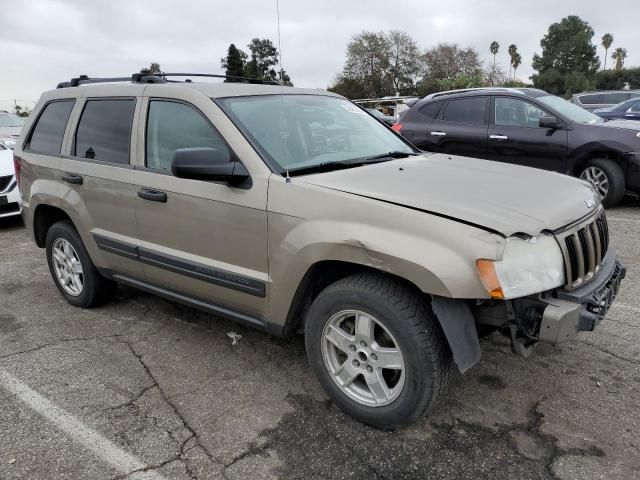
[428,87,526,99]
[57,72,281,89]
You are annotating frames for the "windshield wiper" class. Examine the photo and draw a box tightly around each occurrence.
[287,151,418,177]
[363,151,418,161]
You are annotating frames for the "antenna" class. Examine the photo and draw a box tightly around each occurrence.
[276,0,283,83]
[276,0,290,182]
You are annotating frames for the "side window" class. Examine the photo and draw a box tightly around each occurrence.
[74,99,135,164]
[146,100,230,171]
[604,92,630,104]
[442,97,488,125]
[27,100,75,155]
[579,94,601,105]
[419,101,443,119]
[495,97,547,128]
[630,102,640,113]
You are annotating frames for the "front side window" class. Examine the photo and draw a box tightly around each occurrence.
[146,101,230,171]
[218,95,414,174]
[27,100,75,155]
[74,99,135,164]
[495,97,547,128]
[629,101,640,113]
[603,93,630,104]
[441,97,488,125]
[538,95,602,124]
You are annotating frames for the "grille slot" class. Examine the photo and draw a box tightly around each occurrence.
[558,211,609,289]
[0,175,14,193]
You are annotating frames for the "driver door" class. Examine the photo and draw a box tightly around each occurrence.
[132,89,270,321]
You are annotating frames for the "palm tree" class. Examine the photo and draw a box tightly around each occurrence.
[511,52,522,80]
[612,47,627,71]
[508,44,517,79]
[601,33,614,70]
[490,41,500,66]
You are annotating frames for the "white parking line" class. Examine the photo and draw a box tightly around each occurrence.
[0,370,168,480]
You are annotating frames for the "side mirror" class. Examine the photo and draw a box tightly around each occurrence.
[539,116,561,129]
[171,148,251,188]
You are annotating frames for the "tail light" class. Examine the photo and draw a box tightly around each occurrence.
[13,155,21,185]
[391,122,403,133]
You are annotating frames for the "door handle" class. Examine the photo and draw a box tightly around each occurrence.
[137,188,167,203]
[430,131,447,136]
[490,134,508,140]
[61,173,83,185]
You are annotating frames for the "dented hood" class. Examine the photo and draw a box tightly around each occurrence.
[298,153,598,237]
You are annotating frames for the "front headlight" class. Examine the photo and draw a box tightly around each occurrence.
[476,235,565,299]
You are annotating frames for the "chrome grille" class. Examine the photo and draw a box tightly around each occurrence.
[557,210,609,289]
[0,175,14,193]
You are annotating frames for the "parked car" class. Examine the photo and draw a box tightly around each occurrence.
[366,108,396,126]
[594,97,640,121]
[394,87,640,207]
[0,110,26,150]
[571,90,640,112]
[0,144,21,218]
[15,74,625,427]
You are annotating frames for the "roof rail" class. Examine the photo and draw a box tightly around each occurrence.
[57,72,281,89]
[429,87,526,99]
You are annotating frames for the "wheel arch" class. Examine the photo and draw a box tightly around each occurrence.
[33,204,74,248]
[571,149,627,177]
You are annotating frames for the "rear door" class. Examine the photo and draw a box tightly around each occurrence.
[398,101,444,149]
[487,96,568,172]
[425,96,489,158]
[58,90,144,278]
[132,86,270,321]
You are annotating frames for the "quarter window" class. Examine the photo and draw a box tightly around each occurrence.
[74,99,135,164]
[419,101,443,119]
[27,100,75,155]
[146,100,230,171]
[495,97,547,128]
[442,97,488,125]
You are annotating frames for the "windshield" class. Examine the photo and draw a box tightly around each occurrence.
[0,113,26,128]
[218,95,414,174]
[538,95,602,124]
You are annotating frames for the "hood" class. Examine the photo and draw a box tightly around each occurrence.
[592,119,640,132]
[0,149,15,177]
[298,154,598,237]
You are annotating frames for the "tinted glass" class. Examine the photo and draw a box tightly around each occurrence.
[146,101,230,171]
[74,99,135,164]
[219,95,413,174]
[419,101,443,118]
[603,92,630,104]
[538,95,602,124]
[28,100,74,155]
[495,97,547,128]
[579,94,601,104]
[442,97,488,125]
[630,101,640,113]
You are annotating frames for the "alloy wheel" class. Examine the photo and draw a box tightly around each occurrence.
[580,166,609,199]
[321,310,405,407]
[51,238,84,296]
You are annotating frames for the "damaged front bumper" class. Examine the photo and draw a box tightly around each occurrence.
[538,249,625,343]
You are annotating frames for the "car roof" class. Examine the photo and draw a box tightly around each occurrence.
[40,80,341,101]
[413,87,548,108]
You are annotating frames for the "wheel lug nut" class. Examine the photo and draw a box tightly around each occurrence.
[352,359,360,367]
[359,340,367,347]
[366,366,373,373]
[349,345,356,352]
[371,354,377,361]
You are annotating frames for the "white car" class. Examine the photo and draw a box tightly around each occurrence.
[0,111,26,150]
[0,145,21,218]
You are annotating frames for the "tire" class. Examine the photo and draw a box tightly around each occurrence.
[305,273,452,428]
[45,220,116,308]
[579,158,626,208]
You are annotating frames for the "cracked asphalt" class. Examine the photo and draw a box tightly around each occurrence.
[1,202,639,480]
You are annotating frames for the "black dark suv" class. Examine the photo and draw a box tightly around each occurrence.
[394,88,640,206]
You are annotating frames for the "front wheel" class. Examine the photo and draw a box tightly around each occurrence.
[305,273,452,428]
[579,159,626,207]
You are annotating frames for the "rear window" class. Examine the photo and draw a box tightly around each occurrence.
[442,97,488,125]
[73,99,135,164]
[27,100,75,155]
[419,101,443,119]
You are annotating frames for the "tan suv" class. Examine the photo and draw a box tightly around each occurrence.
[14,73,625,427]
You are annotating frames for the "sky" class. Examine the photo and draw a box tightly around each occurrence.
[1,0,638,111]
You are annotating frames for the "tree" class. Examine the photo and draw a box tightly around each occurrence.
[220,44,247,81]
[484,64,507,87]
[601,33,614,70]
[511,52,522,80]
[418,43,482,95]
[508,44,517,79]
[490,41,500,66]
[245,38,279,80]
[14,105,30,117]
[387,30,421,94]
[141,62,163,75]
[341,31,392,98]
[612,47,628,71]
[531,16,600,95]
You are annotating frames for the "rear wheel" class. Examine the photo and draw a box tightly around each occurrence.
[305,273,452,428]
[579,159,625,207]
[45,221,116,308]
